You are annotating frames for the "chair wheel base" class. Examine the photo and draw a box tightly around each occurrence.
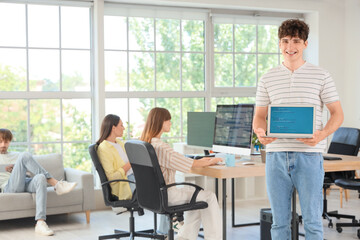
[336,227,342,233]
[328,222,333,228]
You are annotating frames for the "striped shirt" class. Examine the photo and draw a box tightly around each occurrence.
[255,62,340,152]
[151,138,194,185]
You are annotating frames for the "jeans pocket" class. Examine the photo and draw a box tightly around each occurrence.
[266,152,274,160]
[302,152,321,157]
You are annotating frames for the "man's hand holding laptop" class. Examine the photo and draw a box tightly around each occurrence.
[254,128,277,145]
[296,130,327,147]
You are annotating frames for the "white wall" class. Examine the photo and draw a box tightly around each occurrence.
[343,0,360,128]
[113,0,360,128]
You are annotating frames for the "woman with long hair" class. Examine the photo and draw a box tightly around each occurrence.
[96,114,134,200]
[141,107,222,240]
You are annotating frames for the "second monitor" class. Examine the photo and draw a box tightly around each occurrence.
[187,112,216,148]
[212,104,255,156]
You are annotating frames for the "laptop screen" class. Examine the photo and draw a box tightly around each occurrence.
[268,105,315,137]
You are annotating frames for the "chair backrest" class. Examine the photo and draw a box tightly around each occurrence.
[326,127,360,180]
[88,143,117,206]
[328,127,360,156]
[125,140,167,214]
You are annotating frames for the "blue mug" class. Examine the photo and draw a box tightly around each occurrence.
[225,154,236,167]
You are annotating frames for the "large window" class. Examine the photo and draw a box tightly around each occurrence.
[104,7,282,144]
[211,21,282,111]
[214,23,281,87]
[0,2,92,172]
[104,12,206,143]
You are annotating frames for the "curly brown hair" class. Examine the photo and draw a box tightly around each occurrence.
[0,128,13,142]
[278,19,309,41]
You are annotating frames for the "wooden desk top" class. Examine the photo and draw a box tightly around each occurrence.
[190,154,360,179]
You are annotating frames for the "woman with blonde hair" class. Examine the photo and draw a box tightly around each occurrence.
[141,107,222,240]
[97,114,135,200]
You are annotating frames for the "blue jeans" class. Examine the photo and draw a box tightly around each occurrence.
[266,152,324,240]
[4,152,53,221]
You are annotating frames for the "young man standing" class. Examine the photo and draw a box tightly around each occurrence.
[253,19,344,239]
[0,128,77,236]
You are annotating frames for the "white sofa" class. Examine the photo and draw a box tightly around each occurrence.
[0,153,95,223]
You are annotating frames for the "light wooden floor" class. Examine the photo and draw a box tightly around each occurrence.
[0,190,359,240]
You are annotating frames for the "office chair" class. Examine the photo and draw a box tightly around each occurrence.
[89,144,164,240]
[124,140,209,240]
[334,178,360,238]
[322,127,360,228]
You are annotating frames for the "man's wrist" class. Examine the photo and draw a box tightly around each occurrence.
[321,129,330,139]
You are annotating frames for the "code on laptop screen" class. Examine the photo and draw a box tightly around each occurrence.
[270,106,314,134]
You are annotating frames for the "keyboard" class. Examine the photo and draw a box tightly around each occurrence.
[323,156,342,161]
[185,154,215,160]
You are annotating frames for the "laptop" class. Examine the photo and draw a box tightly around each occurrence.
[266,104,316,138]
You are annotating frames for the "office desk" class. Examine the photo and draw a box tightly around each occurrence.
[190,154,360,240]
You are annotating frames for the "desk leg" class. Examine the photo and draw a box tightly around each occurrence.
[215,178,218,200]
[222,179,227,240]
[231,178,260,227]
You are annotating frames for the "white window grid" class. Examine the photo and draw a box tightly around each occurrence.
[104,12,281,143]
[0,2,93,153]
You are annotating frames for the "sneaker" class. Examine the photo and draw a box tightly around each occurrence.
[55,180,77,195]
[35,221,54,236]
[173,220,184,233]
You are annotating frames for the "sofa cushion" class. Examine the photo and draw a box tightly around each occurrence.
[46,187,83,208]
[33,154,65,181]
[0,188,83,212]
[0,193,35,212]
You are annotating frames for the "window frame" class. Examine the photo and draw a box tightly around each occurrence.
[0,1,93,172]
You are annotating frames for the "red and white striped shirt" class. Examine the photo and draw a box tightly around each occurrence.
[151,138,194,185]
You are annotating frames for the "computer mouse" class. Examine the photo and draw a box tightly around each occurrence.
[242,162,255,165]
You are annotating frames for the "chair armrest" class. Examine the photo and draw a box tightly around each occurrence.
[101,179,138,204]
[101,179,135,186]
[161,182,204,210]
[165,182,204,191]
[65,168,95,211]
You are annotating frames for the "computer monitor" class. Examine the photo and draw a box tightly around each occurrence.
[187,112,216,148]
[212,104,255,156]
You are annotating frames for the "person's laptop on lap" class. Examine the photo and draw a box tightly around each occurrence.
[266,104,316,138]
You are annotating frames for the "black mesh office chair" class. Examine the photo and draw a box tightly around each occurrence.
[322,127,360,228]
[124,140,209,240]
[334,178,360,238]
[89,144,164,240]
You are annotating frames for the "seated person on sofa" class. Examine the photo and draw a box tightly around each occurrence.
[0,128,77,236]
[96,114,135,200]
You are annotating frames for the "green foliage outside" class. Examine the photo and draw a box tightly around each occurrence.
[214,24,280,87]
[0,63,92,172]
[119,18,207,143]
[106,18,279,146]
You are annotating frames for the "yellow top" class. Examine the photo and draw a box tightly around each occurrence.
[97,139,132,200]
